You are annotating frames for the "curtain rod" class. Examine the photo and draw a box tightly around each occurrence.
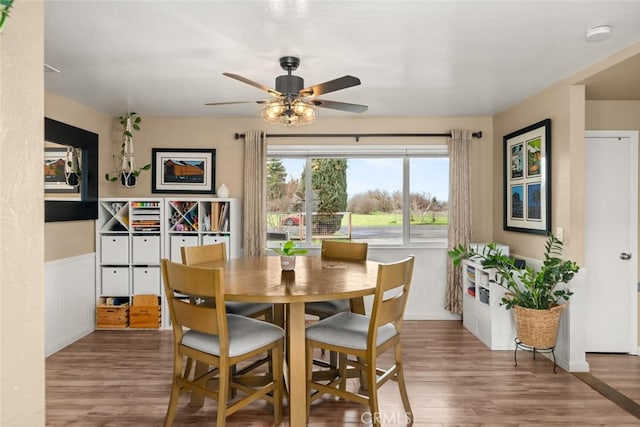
[234,131,482,142]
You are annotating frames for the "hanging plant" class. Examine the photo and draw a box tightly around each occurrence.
[0,0,13,33]
[65,146,82,187]
[105,112,151,187]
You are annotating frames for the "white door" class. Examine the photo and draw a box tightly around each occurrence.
[584,131,638,354]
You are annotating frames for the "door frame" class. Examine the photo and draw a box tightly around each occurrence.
[585,130,638,355]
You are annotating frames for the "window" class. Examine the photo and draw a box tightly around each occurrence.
[267,145,448,246]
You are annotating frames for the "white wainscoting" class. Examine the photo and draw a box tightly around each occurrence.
[368,246,461,321]
[45,253,96,357]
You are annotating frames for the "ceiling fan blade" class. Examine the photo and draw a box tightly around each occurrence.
[223,73,281,97]
[300,75,361,97]
[204,100,267,106]
[311,99,368,113]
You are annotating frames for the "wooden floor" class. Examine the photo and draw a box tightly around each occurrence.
[46,321,640,426]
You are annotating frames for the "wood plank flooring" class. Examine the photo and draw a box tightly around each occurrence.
[46,321,640,426]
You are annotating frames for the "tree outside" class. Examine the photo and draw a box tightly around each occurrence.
[303,159,347,235]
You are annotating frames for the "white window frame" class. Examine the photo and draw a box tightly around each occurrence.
[267,144,449,247]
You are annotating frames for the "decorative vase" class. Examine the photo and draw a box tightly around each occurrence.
[513,304,565,349]
[217,183,229,198]
[280,255,296,271]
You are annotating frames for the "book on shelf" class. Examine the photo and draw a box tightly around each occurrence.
[212,202,220,231]
[218,202,228,231]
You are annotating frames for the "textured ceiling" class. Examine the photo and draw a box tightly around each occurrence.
[44,1,640,118]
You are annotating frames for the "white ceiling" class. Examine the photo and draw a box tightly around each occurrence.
[44,1,640,119]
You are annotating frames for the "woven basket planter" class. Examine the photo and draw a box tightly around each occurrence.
[513,304,566,349]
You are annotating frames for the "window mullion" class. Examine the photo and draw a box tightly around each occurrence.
[403,157,410,244]
[304,158,313,245]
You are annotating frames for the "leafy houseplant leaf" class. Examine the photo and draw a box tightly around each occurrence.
[448,234,579,310]
[271,240,308,256]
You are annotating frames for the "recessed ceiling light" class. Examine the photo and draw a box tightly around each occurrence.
[585,25,612,42]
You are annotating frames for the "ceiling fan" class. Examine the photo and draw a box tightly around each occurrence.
[205,56,368,126]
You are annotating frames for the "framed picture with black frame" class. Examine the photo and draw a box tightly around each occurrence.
[151,148,216,194]
[503,118,551,234]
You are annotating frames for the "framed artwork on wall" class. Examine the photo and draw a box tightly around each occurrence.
[151,148,216,194]
[503,118,551,234]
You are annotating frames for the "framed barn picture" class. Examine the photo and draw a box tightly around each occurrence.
[151,148,216,194]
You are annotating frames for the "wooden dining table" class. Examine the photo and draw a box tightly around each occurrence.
[193,255,379,426]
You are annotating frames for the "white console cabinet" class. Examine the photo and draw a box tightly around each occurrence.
[462,259,516,350]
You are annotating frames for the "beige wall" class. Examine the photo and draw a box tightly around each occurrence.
[0,1,45,425]
[492,43,640,265]
[493,82,575,260]
[493,44,640,350]
[44,92,112,261]
[586,100,640,130]
[43,94,495,260]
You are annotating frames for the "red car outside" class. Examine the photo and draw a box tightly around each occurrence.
[281,215,303,226]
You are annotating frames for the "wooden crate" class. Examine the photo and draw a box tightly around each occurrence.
[130,294,161,328]
[96,301,129,329]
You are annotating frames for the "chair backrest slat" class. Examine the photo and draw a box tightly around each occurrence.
[173,298,220,334]
[376,288,408,326]
[368,256,415,341]
[181,242,227,265]
[321,240,368,261]
[162,259,227,342]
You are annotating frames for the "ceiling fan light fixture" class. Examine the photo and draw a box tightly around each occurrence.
[261,98,317,126]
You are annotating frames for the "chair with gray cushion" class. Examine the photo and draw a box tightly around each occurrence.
[181,242,273,321]
[305,240,368,368]
[305,256,415,427]
[161,259,284,426]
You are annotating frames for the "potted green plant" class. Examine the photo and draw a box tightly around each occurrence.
[105,112,151,187]
[449,234,579,349]
[271,240,308,271]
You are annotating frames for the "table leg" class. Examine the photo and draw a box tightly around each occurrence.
[287,302,306,426]
[349,296,365,315]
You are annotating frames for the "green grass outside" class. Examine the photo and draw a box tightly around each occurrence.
[348,212,448,226]
[268,212,448,227]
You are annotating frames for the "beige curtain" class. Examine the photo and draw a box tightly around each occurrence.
[445,129,473,314]
[242,130,267,257]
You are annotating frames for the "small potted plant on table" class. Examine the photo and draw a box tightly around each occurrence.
[271,240,307,271]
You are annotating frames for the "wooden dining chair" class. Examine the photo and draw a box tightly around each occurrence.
[181,243,273,321]
[306,240,368,318]
[305,240,368,368]
[305,256,415,427]
[161,259,284,426]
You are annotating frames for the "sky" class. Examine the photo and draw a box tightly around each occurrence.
[281,157,449,201]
